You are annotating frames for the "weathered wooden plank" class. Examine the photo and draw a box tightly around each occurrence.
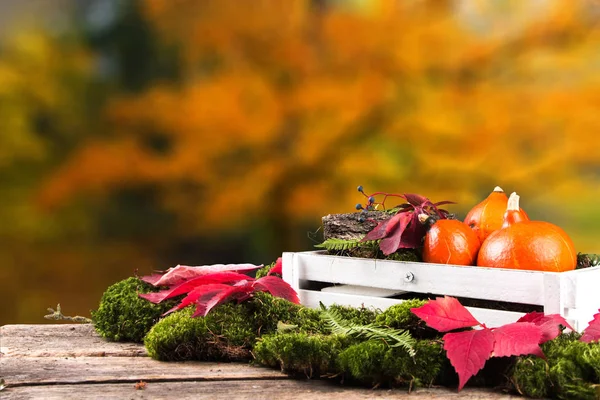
[2,356,285,386]
[0,379,521,400]
[0,324,147,357]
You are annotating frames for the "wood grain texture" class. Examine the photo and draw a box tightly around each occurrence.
[2,356,285,386]
[322,211,387,240]
[0,323,520,399]
[0,324,147,357]
[0,379,522,400]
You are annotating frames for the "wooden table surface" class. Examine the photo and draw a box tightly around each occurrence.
[0,324,522,399]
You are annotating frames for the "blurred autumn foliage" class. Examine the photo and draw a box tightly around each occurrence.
[2,0,600,323]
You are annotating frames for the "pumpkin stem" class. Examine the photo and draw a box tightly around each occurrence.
[493,186,504,193]
[506,192,520,212]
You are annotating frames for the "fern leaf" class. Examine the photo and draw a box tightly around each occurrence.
[315,238,377,252]
[319,302,416,356]
[359,325,416,356]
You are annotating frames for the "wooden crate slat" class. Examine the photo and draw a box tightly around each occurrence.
[294,251,546,305]
[285,251,600,331]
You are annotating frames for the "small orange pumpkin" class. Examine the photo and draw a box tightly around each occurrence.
[464,186,528,242]
[423,219,481,266]
[477,193,577,272]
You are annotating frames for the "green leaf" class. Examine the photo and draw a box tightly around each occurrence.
[319,302,416,357]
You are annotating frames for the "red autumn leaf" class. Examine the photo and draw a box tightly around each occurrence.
[443,328,495,391]
[492,322,545,359]
[363,213,403,241]
[139,272,253,303]
[140,263,262,286]
[254,275,300,304]
[267,257,282,276]
[411,296,480,332]
[379,212,412,255]
[138,258,300,318]
[163,283,237,315]
[580,311,600,343]
[404,193,428,206]
[397,212,428,248]
[190,283,254,317]
[517,312,574,343]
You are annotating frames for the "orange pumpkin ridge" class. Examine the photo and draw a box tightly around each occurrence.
[477,192,576,272]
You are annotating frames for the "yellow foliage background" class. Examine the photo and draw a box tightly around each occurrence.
[2,0,600,324]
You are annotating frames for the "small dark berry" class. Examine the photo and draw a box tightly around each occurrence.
[358,215,365,222]
[355,203,364,210]
[357,185,364,193]
[368,196,376,204]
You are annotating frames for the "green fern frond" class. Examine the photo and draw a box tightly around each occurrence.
[315,238,378,252]
[319,302,416,356]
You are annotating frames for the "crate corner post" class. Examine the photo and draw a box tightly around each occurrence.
[282,252,299,292]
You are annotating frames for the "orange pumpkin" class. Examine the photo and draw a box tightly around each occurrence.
[464,186,528,242]
[477,193,577,272]
[423,219,481,266]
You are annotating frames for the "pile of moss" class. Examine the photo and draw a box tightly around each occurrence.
[92,277,600,398]
[511,333,600,399]
[253,300,450,389]
[144,291,324,361]
[91,277,177,342]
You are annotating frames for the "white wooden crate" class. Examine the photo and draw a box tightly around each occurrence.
[282,251,600,331]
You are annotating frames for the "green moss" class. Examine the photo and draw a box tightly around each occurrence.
[512,357,549,399]
[375,300,438,339]
[255,263,274,279]
[91,277,175,343]
[249,292,326,334]
[386,249,421,262]
[144,292,328,361]
[253,332,351,377]
[338,340,390,385]
[338,339,445,388]
[511,333,600,400]
[382,340,445,388]
[144,302,256,361]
